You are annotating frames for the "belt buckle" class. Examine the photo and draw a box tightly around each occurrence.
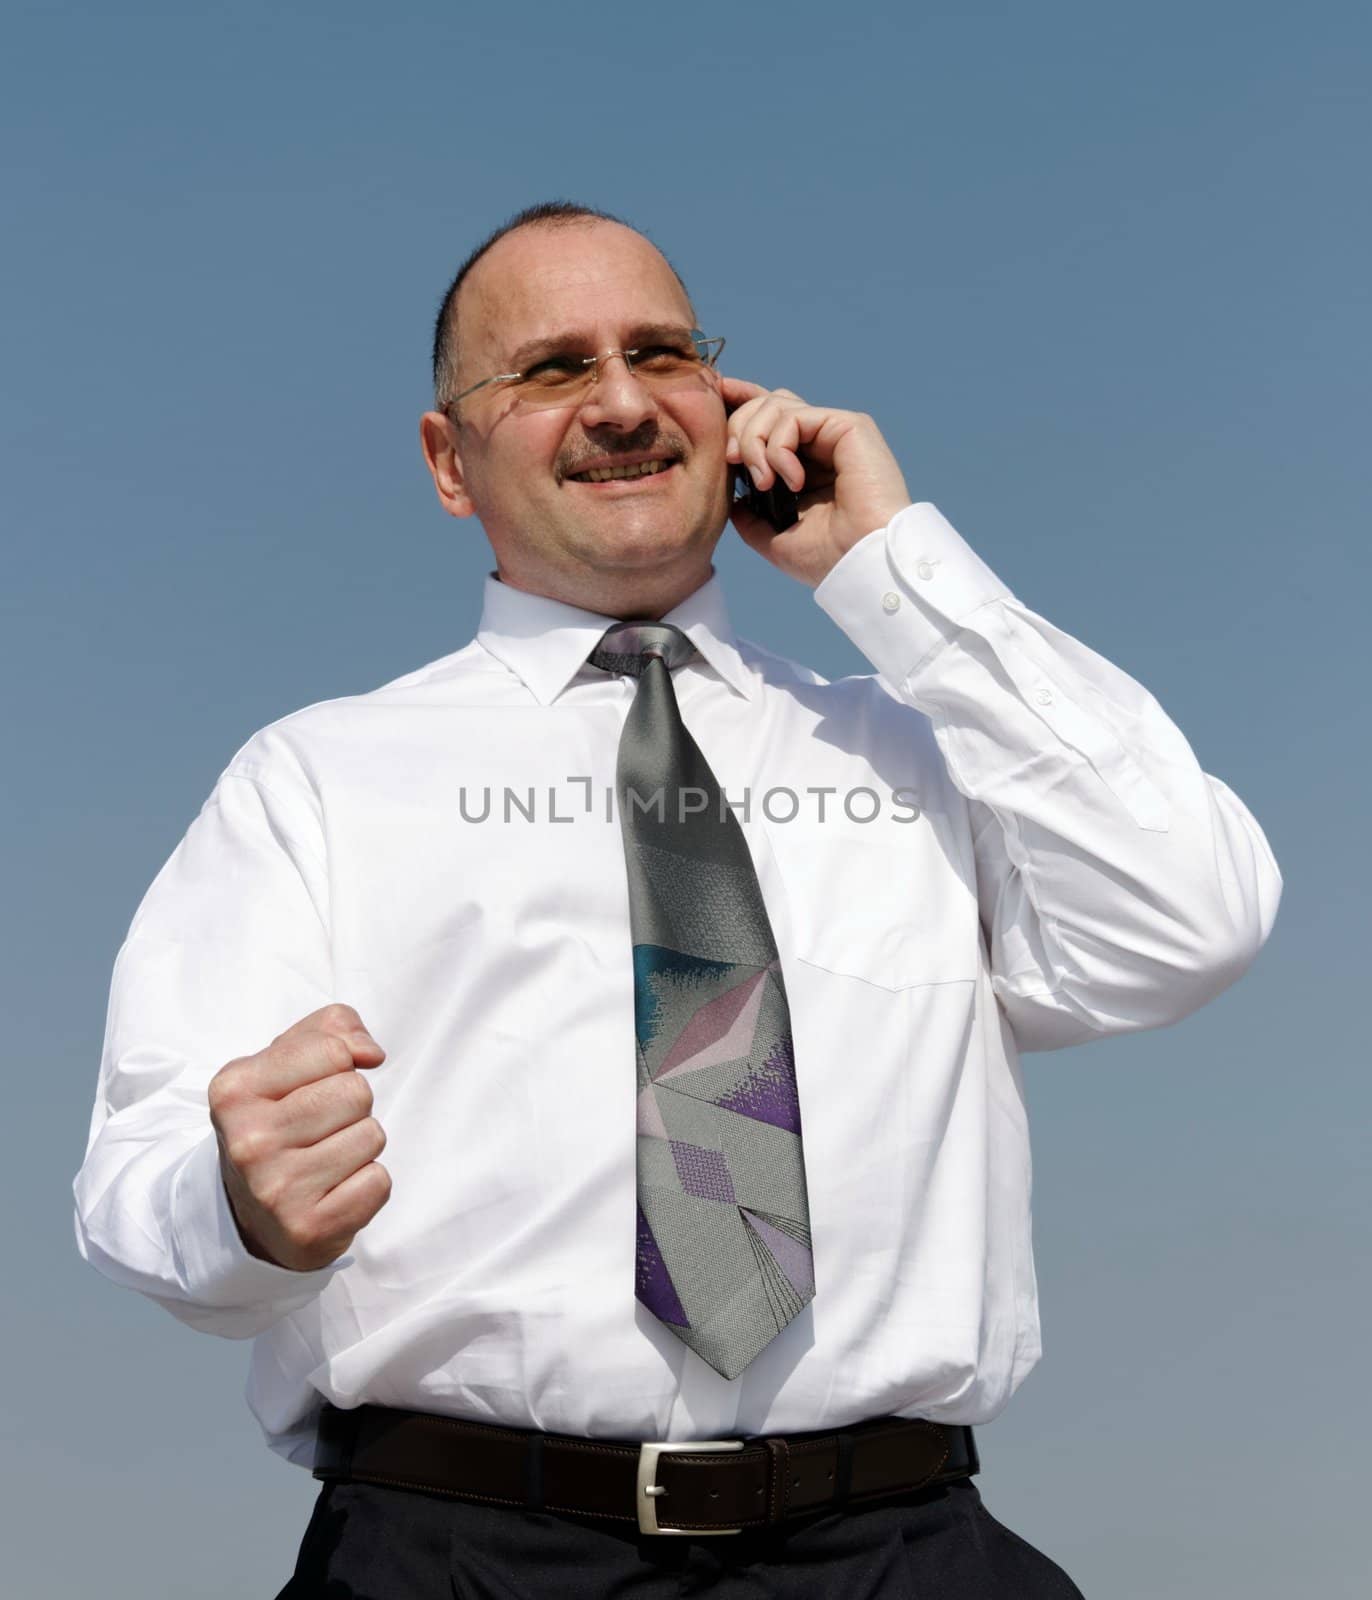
[636,1439,746,1536]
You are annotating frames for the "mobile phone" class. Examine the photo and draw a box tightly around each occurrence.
[730,465,800,533]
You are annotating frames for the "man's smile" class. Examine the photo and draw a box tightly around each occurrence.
[564,454,682,487]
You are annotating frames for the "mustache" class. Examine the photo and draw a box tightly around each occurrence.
[557,427,689,482]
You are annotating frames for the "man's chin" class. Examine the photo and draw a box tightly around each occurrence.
[567,514,724,572]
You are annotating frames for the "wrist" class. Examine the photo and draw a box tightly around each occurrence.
[814,502,912,584]
[219,1160,282,1266]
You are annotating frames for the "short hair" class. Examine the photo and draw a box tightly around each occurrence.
[431,200,694,411]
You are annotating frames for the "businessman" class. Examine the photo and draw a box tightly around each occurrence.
[74,200,1282,1597]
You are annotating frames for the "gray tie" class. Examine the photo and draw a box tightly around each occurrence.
[588,621,815,1380]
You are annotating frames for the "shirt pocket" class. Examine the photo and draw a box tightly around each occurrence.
[762,818,981,991]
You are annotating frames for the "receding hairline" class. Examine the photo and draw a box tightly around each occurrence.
[431,204,695,411]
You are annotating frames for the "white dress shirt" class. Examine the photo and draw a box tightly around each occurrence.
[72,502,1281,1469]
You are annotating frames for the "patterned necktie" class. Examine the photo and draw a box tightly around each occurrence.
[588,621,815,1380]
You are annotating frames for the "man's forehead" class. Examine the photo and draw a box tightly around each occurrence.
[461,221,692,356]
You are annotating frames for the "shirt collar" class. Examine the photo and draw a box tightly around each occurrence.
[476,567,755,706]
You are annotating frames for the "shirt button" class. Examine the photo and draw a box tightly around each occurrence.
[915,560,936,581]
[881,592,901,614]
[1034,688,1054,706]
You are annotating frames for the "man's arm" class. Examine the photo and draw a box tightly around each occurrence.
[71,731,379,1335]
[719,379,1281,1047]
[814,502,1281,1048]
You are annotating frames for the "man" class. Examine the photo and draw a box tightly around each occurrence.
[73,201,1282,1597]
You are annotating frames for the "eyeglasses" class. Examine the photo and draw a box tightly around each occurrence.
[443,329,726,415]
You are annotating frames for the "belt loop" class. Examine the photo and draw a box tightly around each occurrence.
[763,1438,791,1524]
[525,1433,545,1512]
[833,1431,855,1508]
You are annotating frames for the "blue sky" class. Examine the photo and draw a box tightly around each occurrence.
[5,2,1368,1594]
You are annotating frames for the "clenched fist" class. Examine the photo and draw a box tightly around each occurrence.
[208,1003,391,1272]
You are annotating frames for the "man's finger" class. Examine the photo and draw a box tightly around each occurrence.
[298,1116,389,1206]
[278,1069,376,1147]
[736,405,823,489]
[244,1027,386,1101]
[738,412,805,491]
[739,405,852,473]
[275,1003,371,1044]
[718,374,770,407]
[728,395,791,470]
[311,1159,393,1241]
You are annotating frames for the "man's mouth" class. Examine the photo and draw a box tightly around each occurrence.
[566,457,678,484]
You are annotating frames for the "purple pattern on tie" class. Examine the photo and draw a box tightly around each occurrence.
[715,1038,802,1133]
[635,1205,689,1327]
[670,1140,737,1204]
[741,1208,816,1299]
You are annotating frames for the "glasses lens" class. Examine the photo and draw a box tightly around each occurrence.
[507,336,722,412]
[503,356,594,412]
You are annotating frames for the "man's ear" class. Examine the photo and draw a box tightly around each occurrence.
[419,410,477,519]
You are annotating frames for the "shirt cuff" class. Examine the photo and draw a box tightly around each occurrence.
[169,1129,351,1314]
[813,502,1014,688]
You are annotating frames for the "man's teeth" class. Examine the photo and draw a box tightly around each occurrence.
[572,459,673,482]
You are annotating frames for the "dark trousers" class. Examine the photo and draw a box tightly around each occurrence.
[275,1475,1085,1598]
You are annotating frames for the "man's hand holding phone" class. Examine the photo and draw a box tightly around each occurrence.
[722,376,912,587]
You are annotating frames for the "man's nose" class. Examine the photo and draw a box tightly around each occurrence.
[576,353,658,430]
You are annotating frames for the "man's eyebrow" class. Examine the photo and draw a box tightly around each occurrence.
[502,322,696,370]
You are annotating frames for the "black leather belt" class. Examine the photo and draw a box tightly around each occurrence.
[312,1401,979,1536]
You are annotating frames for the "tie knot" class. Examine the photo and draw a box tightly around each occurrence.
[589,622,696,678]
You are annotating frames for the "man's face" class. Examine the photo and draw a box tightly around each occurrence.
[430,220,732,606]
